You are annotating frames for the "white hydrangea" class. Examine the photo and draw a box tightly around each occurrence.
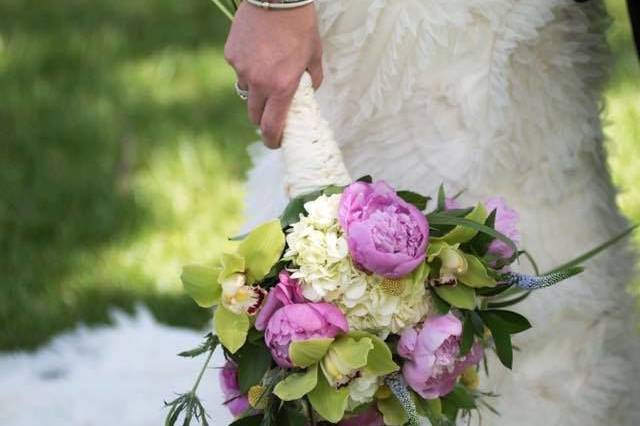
[338,275,431,337]
[347,373,381,410]
[285,194,368,303]
[285,193,429,336]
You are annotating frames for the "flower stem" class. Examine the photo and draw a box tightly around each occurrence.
[191,348,215,395]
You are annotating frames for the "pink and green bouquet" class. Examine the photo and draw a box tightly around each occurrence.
[165,177,631,426]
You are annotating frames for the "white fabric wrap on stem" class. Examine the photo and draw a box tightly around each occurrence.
[280,72,351,198]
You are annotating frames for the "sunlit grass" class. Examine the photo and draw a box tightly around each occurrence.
[604,0,640,294]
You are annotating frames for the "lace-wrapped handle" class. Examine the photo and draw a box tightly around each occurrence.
[280,72,352,198]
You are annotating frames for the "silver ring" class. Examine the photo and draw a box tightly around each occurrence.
[235,81,249,101]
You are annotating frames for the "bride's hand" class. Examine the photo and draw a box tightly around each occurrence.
[224,2,323,149]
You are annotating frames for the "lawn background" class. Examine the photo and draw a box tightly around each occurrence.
[1,0,638,350]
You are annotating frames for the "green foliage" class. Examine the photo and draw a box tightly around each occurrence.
[377,396,408,426]
[229,415,263,426]
[441,385,476,410]
[235,341,273,394]
[477,309,532,369]
[428,213,518,262]
[459,313,475,356]
[397,190,430,210]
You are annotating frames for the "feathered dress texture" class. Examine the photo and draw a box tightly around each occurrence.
[244,1,640,424]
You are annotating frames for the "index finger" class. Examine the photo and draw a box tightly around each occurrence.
[260,93,295,149]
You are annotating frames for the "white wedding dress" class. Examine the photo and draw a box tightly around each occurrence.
[244,0,640,425]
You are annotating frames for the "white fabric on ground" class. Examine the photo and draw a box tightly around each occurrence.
[0,308,232,426]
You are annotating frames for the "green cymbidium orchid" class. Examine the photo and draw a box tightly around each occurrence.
[181,219,285,353]
[273,332,399,423]
[427,240,496,310]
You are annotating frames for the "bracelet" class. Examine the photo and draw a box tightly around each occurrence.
[245,0,315,10]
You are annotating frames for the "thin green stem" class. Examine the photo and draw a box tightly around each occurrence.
[191,349,215,395]
[210,0,235,21]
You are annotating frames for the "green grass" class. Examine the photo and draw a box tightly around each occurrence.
[0,0,638,350]
[0,0,253,349]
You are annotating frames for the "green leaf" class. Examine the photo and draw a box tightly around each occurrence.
[219,252,245,282]
[178,334,219,358]
[279,190,323,228]
[487,291,532,309]
[428,213,518,261]
[275,404,308,426]
[397,191,430,210]
[377,396,408,426]
[434,285,476,310]
[322,185,344,196]
[236,343,273,393]
[479,311,513,369]
[181,265,221,308]
[289,338,334,368]
[438,203,488,245]
[414,397,445,426]
[214,306,250,354]
[348,331,399,376]
[307,370,349,423]
[442,385,476,409]
[458,254,496,288]
[459,313,474,357]
[273,364,318,401]
[465,209,497,256]
[479,310,532,334]
[437,184,446,211]
[430,289,451,314]
[441,396,459,423]
[238,220,285,283]
[229,415,263,426]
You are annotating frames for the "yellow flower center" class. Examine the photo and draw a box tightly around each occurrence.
[380,278,405,296]
[461,367,479,390]
[248,385,267,409]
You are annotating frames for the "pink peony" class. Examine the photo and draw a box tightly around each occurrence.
[444,197,461,210]
[265,303,349,368]
[398,314,484,399]
[484,197,520,259]
[255,271,306,331]
[339,181,429,278]
[339,407,385,426]
[219,361,250,417]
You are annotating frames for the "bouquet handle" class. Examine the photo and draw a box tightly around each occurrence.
[280,72,352,198]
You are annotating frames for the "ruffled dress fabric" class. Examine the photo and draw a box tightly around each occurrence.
[244,1,639,425]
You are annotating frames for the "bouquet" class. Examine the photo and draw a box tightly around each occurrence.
[163,70,633,425]
[162,3,634,424]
